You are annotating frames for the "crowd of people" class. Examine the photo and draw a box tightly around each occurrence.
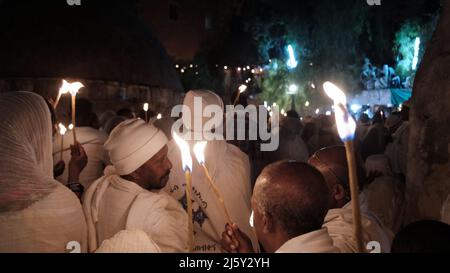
[0,89,449,253]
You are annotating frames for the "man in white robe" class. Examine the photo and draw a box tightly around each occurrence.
[221,161,338,253]
[164,90,258,253]
[0,92,86,253]
[83,119,188,253]
[309,146,393,253]
[53,98,110,189]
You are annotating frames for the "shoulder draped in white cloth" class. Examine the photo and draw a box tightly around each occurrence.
[0,91,86,253]
[275,228,339,253]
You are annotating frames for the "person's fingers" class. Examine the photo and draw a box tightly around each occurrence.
[221,232,235,252]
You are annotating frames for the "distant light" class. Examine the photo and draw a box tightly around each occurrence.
[237,67,242,72]
[247,78,251,82]
[281,109,285,115]
[195,71,199,75]
[350,104,362,113]
[243,68,247,71]
[259,68,264,73]
[315,108,320,115]
[251,69,255,74]
[326,111,332,116]
[215,64,219,67]
[246,66,250,70]
[286,44,298,69]
[224,66,228,70]
[305,101,310,107]
[175,64,179,68]
[412,37,421,70]
[399,104,403,111]
[300,117,304,121]
[180,69,185,73]
[195,65,198,68]
[311,83,316,89]
[283,113,287,117]
[267,106,271,112]
[264,101,268,108]
[143,103,149,112]
[310,62,313,66]
[68,124,74,130]
[273,102,277,107]
[269,59,272,63]
[288,84,298,94]
[190,64,193,68]
[157,113,162,120]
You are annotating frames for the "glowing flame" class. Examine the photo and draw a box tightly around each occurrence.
[67,81,84,96]
[193,141,207,165]
[305,101,310,107]
[323,82,347,106]
[68,124,74,130]
[334,104,357,141]
[157,113,162,120]
[143,103,149,112]
[249,210,254,227]
[59,80,71,95]
[238,84,248,94]
[173,132,193,172]
[58,123,67,136]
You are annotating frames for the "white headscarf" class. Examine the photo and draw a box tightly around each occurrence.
[0,91,57,212]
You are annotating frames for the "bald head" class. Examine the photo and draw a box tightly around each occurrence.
[253,161,330,237]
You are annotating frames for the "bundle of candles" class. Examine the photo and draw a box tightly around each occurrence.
[54,79,85,144]
[173,132,233,252]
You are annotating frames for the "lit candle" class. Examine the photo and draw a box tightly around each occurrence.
[54,80,70,109]
[193,141,232,224]
[323,81,364,253]
[143,103,149,123]
[173,132,194,252]
[157,113,162,120]
[68,81,84,144]
[58,123,67,162]
[233,84,247,106]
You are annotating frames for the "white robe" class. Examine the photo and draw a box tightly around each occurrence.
[275,228,339,253]
[0,183,87,253]
[83,166,188,253]
[53,127,110,189]
[323,196,394,253]
[164,140,258,253]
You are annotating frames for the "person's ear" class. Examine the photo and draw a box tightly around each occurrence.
[262,212,274,234]
[334,184,346,202]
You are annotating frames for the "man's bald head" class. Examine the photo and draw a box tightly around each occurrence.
[253,161,330,237]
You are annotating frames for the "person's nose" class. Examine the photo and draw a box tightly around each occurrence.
[165,157,173,171]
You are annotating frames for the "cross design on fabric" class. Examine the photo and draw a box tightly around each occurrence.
[179,192,208,227]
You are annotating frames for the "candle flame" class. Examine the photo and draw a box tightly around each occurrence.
[173,132,193,172]
[193,141,207,165]
[59,80,71,95]
[238,84,248,94]
[68,124,74,130]
[334,103,357,141]
[58,123,67,136]
[157,113,162,120]
[323,82,347,106]
[64,81,84,96]
[143,103,149,112]
[249,210,254,227]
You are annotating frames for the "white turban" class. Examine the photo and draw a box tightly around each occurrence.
[105,119,168,175]
[182,90,224,134]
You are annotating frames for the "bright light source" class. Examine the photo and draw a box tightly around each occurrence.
[237,67,241,72]
[350,104,362,113]
[238,84,248,93]
[288,84,298,94]
[246,66,250,70]
[412,37,420,70]
[315,108,320,115]
[264,101,268,108]
[267,106,271,112]
[286,44,298,69]
[175,64,179,68]
[323,82,347,106]
[157,113,162,120]
[190,64,193,68]
[181,69,185,73]
[224,66,228,70]
[281,109,285,115]
[273,102,277,107]
[143,103,149,112]
[251,69,255,74]
[311,83,316,89]
[305,101,310,107]
[326,111,332,116]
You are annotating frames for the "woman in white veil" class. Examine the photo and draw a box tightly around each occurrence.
[0,91,87,252]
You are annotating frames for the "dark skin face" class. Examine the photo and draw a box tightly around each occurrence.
[122,145,172,191]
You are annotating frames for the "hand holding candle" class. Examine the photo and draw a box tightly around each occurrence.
[193,141,233,225]
[323,81,364,253]
[173,132,194,252]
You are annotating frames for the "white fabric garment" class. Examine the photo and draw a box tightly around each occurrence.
[164,140,258,253]
[363,154,404,233]
[95,230,161,253]
[0,91,86,252]
[268,117,309,163]
[105,119,168,176]
[53,127,110,189]
[385,122,409,176]
[275,228,339,253]
[83,166,188,253]
[323,195,394,253]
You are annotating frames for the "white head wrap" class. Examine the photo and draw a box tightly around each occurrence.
[105,119,168,175]
[182,90,224,138]
[0,91,57,212]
